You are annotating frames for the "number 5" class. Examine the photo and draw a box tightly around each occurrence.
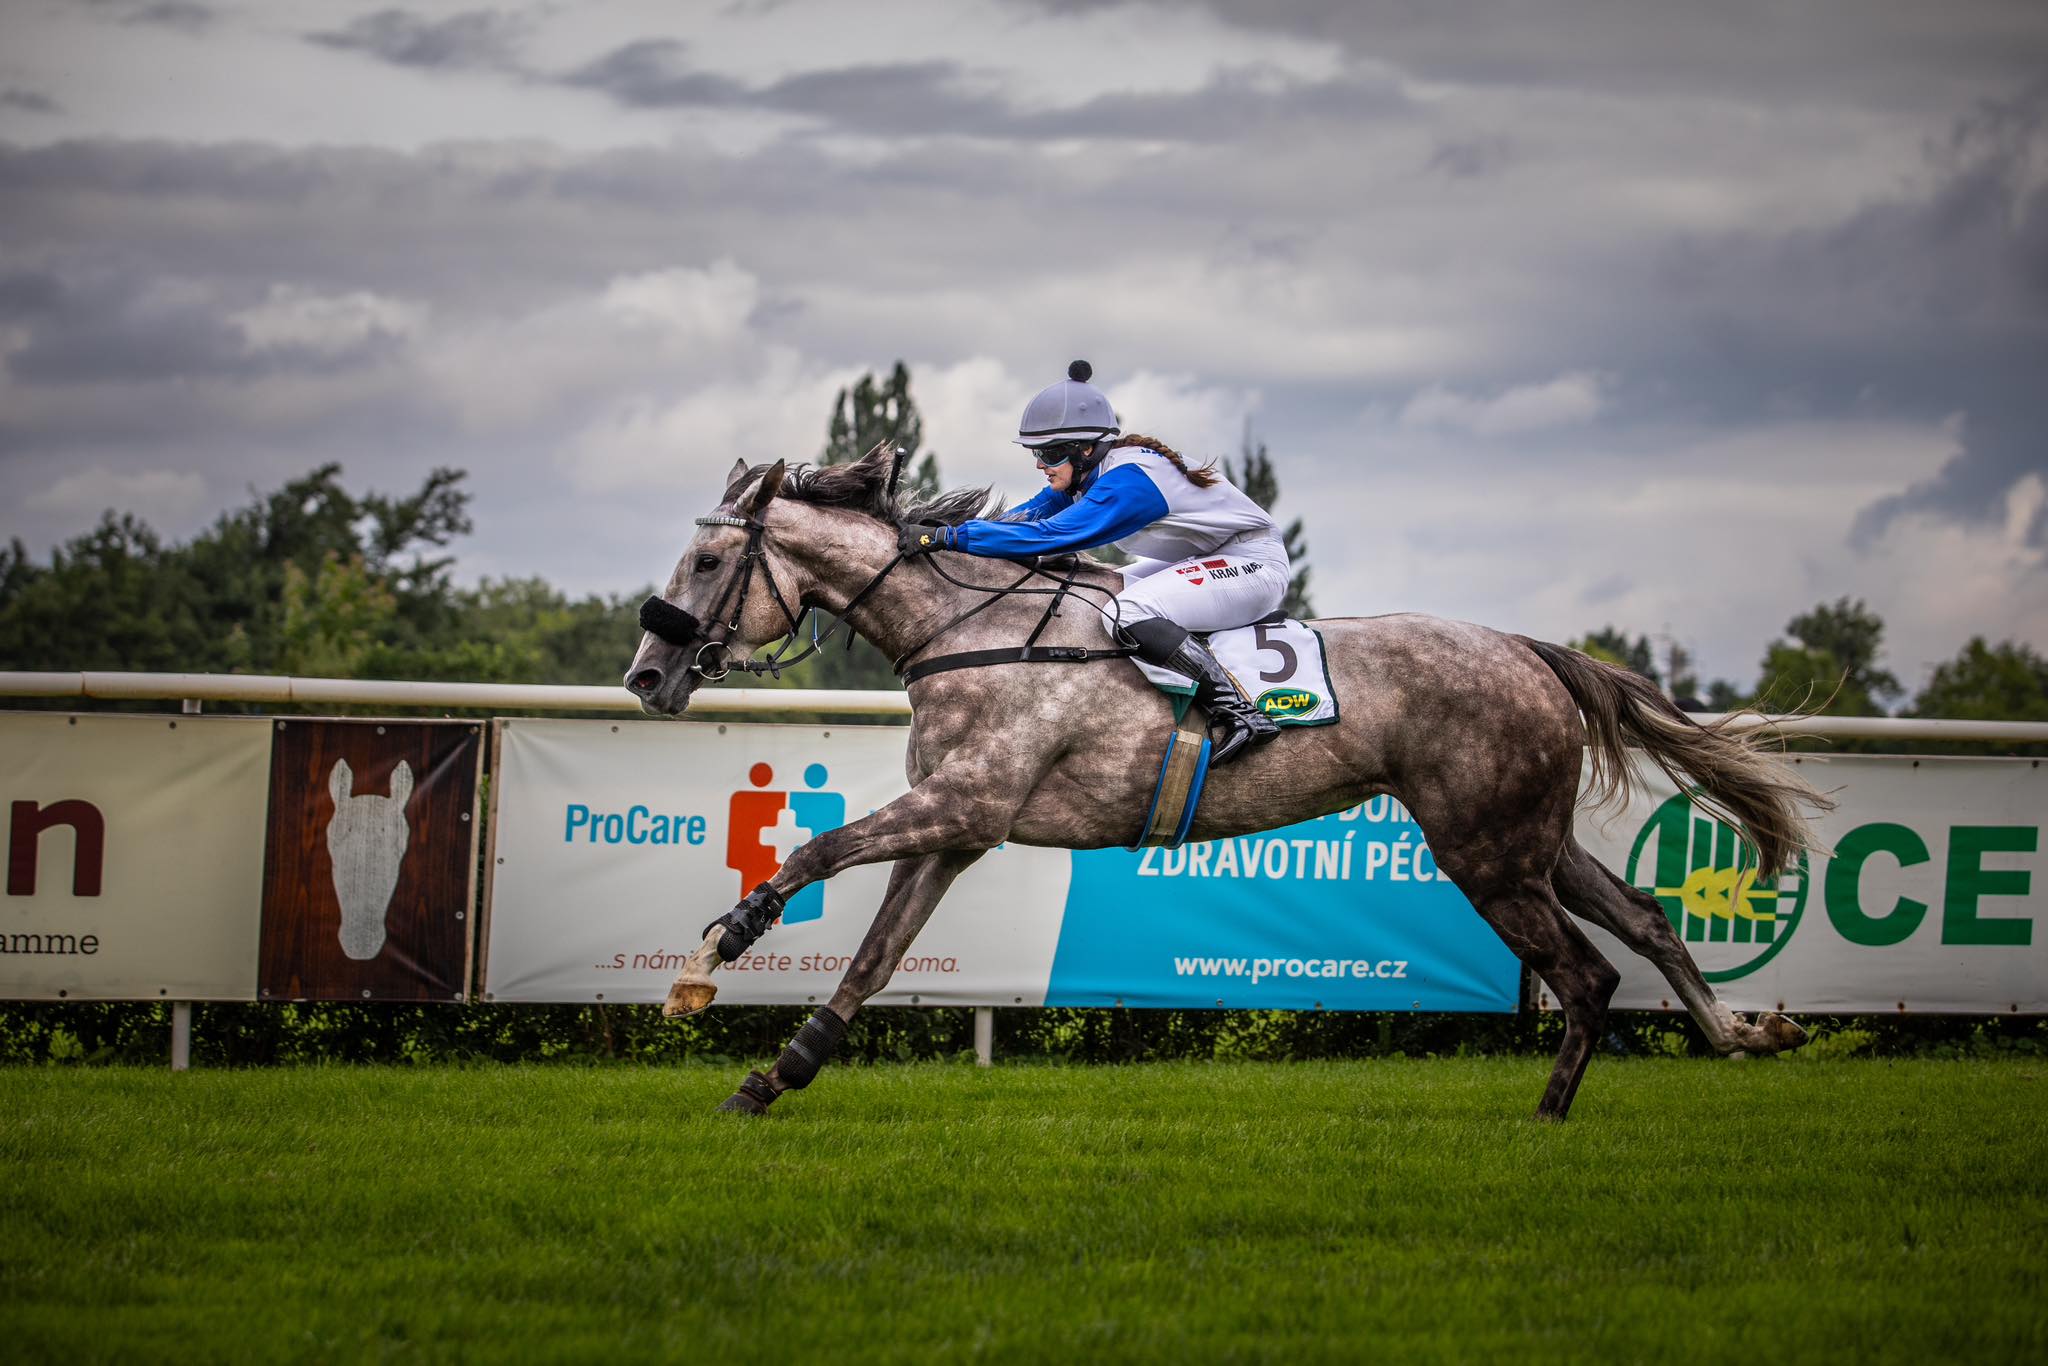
[1254,623,1297,682]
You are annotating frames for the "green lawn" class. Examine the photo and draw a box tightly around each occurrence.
[3,1059,2043,1363]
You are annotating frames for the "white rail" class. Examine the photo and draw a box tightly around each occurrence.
[0,671,910,717]
[2,671,2046,742]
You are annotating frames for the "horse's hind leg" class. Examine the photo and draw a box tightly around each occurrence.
[1551,841,1807,1057]
[1491,886,1618,1120]
[1440,863,1619,1121]
[717,848,981,1115]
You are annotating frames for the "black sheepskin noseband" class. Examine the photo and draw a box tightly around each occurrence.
[638,596,704,649]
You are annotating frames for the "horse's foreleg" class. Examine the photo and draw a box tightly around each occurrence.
[1552,842,1807,1057]
[697,768,1018,964]
[718,849,983,1115]
[663,769,1018,1017]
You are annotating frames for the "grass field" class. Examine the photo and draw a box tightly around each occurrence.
[4,1058,2045,1363]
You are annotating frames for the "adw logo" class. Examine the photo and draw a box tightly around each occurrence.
[727,762,845,924]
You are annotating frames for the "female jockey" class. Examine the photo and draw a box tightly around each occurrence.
[900,360,1286,765]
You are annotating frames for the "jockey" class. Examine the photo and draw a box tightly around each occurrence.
[900,360,1286,765]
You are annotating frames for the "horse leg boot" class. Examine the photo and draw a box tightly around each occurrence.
[718,850,984,1115]
[1122,618,1277,766]
[662,882,785,1017]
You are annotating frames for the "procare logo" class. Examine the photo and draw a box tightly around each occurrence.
[727,761,845,925]
[1626,792,1809,982]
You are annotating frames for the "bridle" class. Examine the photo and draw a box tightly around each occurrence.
[638,446,1138,684]
[639,510,908,681]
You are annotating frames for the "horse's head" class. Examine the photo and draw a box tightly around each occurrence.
[625,457,797,716]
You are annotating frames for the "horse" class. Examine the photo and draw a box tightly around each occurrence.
[624,446,1827,1120]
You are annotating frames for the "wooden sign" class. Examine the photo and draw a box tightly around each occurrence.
[259,720,482,1002]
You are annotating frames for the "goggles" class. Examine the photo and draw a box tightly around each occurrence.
[1029,440,1093,468]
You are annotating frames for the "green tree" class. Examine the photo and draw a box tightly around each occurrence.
[822,360,940,501]
[1911,638,2048,722]
[1223,425,1314,618]
[0,465,496,683]
[1754,597,1900,717]
[1570,627,1659,683]
[794,361,954,691]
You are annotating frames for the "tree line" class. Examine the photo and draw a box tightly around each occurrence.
[1570,601,2047,739]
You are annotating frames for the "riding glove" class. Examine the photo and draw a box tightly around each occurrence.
[898,523,951,555]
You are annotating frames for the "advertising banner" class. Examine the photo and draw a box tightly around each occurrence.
[481,719,1520,1011]
[0,713,272,1001]
[1564,754,2044,1015]
[258,719,483,1002]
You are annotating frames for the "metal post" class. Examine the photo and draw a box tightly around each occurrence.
[171,1002,191,1071]
[974,1006,993,1067]
[182,697,201,714]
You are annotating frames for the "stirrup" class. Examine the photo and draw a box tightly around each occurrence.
[1206,702,1279,767]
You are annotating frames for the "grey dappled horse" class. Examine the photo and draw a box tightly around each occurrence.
[625,448,1826,1120]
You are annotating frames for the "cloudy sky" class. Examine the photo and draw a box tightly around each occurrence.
[2,0,2044,694]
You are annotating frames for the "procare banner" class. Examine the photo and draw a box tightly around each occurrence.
[1564,754,2044,1015]
[480,719,1520,1011]
[0,713,273,1000]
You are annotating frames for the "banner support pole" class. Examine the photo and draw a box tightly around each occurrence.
[974,1007,993,1067]
[171,1002,191,1071]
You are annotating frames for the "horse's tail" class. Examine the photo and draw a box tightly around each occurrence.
[1515,636,1831,878]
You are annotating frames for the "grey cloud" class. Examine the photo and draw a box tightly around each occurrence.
[1425,136,1514,180]
[1650,83,2048,545]
[0,269,63,316]
[560,39,746,106]
[1,89,61,115]
[123,2,216,33]
[1015,0,2048,114]
[308,7,525,72]
[0,267,407,391]
[559,37,1409,142]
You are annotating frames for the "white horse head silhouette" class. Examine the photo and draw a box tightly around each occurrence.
[325,758,413,961]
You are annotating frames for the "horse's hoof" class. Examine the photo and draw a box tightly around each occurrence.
[1755,1012,1809,1053]
[663,978,717,1018]
[715,1070,775,1116]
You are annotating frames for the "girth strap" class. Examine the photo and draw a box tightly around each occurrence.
[902,644,1136,685]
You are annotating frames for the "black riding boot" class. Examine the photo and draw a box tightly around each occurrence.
[1124,619,1280,767]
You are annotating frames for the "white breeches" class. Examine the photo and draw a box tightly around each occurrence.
[1117,552,1289,688]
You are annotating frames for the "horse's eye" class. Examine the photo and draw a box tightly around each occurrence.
[694,554,720,573]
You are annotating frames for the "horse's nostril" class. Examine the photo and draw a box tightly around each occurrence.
[629,668,663,694]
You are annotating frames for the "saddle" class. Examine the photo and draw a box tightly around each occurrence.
[1140,613,1341,728]
[1130,614,1341,849]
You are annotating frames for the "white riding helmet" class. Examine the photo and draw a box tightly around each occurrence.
[1014,360,1120,448]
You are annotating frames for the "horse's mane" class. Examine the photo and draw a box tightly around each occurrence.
[724,450,997,527]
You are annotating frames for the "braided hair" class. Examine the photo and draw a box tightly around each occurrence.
[1110,434,1220,488]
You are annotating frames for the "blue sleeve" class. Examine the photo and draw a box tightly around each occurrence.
[949,465,1170,559]
[998,485,1071,523]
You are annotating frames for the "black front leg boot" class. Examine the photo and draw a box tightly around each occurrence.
[717,1070,778,1115]
[1123,618,1280,767]
[703,882,787,962]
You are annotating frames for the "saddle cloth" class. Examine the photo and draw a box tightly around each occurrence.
[1138,614,1340,727]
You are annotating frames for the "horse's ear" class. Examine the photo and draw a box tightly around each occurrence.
[329,759,353,806]
[726,457,748,488]
[742,460,786,516]
[388,760,414,806]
